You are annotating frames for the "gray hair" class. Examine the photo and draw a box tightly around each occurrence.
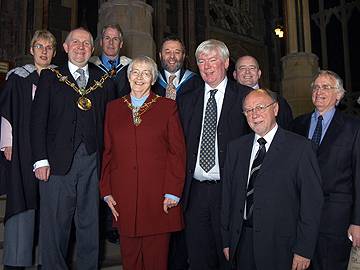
[127,55,158,84]
[65,27,94,47]
[195,39,229,62]
[311,70,346,100]
[101,24,123,41]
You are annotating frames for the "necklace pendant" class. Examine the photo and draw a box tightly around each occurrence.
[134,116,142,126]
[77,96,92,111]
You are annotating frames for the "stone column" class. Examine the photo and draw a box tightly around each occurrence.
[97,0,155,58]
[281,0,319,117]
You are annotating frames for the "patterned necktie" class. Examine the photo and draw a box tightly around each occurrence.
[76,68,86,89]
[246,137,267,221]
[199,89,218,172]
[108,59,116,69]
[311,115,323,146]
[165,74,177,100]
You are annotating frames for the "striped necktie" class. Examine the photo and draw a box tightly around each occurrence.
[245,137,267,222]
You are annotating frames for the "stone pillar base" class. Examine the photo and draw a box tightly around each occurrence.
[281,52,319,117]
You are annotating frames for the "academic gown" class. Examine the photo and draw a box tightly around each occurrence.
[0,65,39,221]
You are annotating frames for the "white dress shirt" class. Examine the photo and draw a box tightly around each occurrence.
[243,124,278,218]
[193,77,228,181]
[164,69,181,87]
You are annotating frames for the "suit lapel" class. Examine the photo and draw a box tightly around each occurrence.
[189,86,205,148]
[218,80,237,131]
[257,128,284,177]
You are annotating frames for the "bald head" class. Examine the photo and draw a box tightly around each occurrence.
[233,55,261,88]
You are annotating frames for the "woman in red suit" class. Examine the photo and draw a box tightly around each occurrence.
[100,55,186,270]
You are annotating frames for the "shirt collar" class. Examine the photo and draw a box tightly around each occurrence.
[312,107,336,125]
[68,61,89,77]
[101,54,119,65]
[164,69,181,80]
[204,77,228,94]
[252,83,260,89]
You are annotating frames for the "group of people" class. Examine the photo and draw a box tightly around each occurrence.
[0,23,359,270]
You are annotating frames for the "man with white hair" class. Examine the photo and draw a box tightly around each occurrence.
[292,70,360,270]
[177,39,251,270]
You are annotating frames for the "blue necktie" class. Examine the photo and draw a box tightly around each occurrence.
[311,115,323,146]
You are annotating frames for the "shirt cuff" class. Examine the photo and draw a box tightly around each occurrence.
[164,194,180,203]
[33,159,50,171]
[104,195,111,202]
[0,117,12,149]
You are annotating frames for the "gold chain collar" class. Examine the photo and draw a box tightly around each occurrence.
[123,95,160,126]
[49,67,111,111]
[49,67,110,96]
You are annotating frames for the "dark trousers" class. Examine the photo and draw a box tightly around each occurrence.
[39,144,99,270]
[235,226,257,270]
[309,233,352,270]
[120,233,170,270]
[168,229,189,270]
[185,180,229,270]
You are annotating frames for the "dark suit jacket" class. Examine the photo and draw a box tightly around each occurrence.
[31,62,116,176]
[177,79,251,209]
[275,94,293,129]
[292,109,360,236]
[221,127,323,269]
[153,68,203,98]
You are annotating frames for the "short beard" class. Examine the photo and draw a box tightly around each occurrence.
[161,59,182,73]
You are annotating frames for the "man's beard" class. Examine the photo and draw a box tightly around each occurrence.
[161,59,183,73]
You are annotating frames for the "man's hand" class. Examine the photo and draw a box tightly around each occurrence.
[34,166,50,181]
[292,254,310,270]
[348,224,360,247]
[105,195,119,221]
[163,197,178,214]
[223,247,230,261]
[4,146,12,161]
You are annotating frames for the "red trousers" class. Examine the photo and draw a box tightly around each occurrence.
[120,232,171,270]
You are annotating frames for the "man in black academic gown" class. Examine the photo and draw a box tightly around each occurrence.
[154,36,202,100]
[90,23,131,98]
[31,28,116,270]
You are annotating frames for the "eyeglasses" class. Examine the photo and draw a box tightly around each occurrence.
[312,84,337,92]
[243,101,276,116]
[33,44,54,51]
[130,69,152,80]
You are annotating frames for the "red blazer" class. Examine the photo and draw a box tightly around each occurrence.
[100,92,186,237]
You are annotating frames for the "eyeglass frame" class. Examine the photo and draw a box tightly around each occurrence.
[129,69,153,80]
[33,44,54,51]
[312,84,338,92]
[243,101,277,116]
